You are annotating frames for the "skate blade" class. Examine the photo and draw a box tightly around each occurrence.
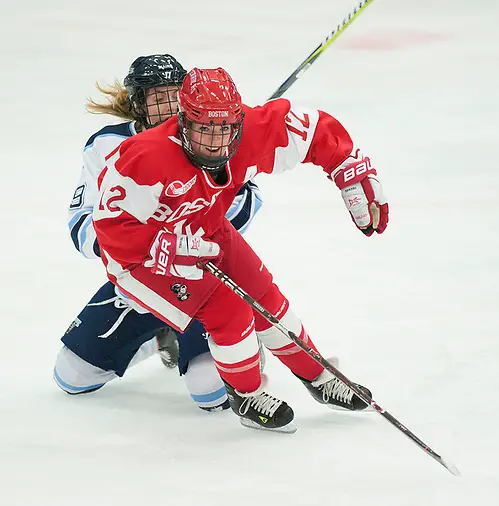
[159,353,178,369]
[239,417,297,434]
[325,403,374,413]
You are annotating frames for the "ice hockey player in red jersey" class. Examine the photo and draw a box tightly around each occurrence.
[58,55,265,412]
[93,67,389,433]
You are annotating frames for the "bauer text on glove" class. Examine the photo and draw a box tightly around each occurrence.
[145,230,221,280]
[330,151,389,236]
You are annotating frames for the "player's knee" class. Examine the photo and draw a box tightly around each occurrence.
[53,346,116,395]
[254,283,288,331]
[202,289,253,343]
[255,284,304,352]
[183,352,228,412]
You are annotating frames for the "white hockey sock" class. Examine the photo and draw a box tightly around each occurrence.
[183,352,227,410]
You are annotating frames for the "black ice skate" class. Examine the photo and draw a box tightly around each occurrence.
[224,379,296,434]
[297,369,372,411]
[156,328,179,369]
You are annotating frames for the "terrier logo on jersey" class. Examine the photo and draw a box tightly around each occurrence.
[165,175,197,197]
[171,283,190,301]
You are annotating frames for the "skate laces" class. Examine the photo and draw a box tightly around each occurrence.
[319,377,354,405]
[239,392,283,418]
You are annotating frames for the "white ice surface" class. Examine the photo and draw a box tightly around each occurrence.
[1,0,499,504]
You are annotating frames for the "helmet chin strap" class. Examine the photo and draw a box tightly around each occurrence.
[192,154,227,174]
[204,162,227,174]
[204,163,229,185]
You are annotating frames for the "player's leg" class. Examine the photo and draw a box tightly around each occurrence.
[192,224,296,431]
[196,284,295,432]
[254,283,371,411]
[54,345,115,394]
[176,319,229,412]
[215,222,370,414]
[54,281,165,394]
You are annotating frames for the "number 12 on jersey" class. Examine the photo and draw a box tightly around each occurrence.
[285,110,310,141]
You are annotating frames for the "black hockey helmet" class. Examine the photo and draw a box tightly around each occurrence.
[124,54,187,128]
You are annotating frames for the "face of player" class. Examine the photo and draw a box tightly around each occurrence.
[188,122,233,160]
[144,85,179,126]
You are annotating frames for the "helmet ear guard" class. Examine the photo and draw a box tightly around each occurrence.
[124,54,187,128]
[177,68,244,172]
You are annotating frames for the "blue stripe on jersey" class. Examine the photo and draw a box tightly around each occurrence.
[78,214,94,257]
[225,188,246,221]
[84,122,134,150]
[238,194,263,234]
[68,208,92,229]
[93,239,101,257]
[245,180,259,192]
[70,213,90,252]
[229,183,263,233]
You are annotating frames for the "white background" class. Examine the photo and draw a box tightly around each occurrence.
[1,0,498,504]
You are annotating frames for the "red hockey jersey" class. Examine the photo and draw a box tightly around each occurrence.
[93,98,355,272]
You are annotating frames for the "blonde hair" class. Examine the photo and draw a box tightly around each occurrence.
[85,80,134,120]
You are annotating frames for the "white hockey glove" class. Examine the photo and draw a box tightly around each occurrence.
[330,152,389,236]
[145,230,221,280]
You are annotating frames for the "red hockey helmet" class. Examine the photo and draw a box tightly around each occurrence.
[177,68,244,172]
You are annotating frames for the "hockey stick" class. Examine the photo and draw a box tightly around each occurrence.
[204,260,460,476]
[268,0,375,100]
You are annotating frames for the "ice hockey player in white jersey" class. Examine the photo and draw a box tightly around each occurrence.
[55,54,263,411]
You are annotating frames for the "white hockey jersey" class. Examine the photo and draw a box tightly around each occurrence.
[68,121,262,259]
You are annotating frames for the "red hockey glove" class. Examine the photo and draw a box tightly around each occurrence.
[145,230,221,280]
[331,152,389,236]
